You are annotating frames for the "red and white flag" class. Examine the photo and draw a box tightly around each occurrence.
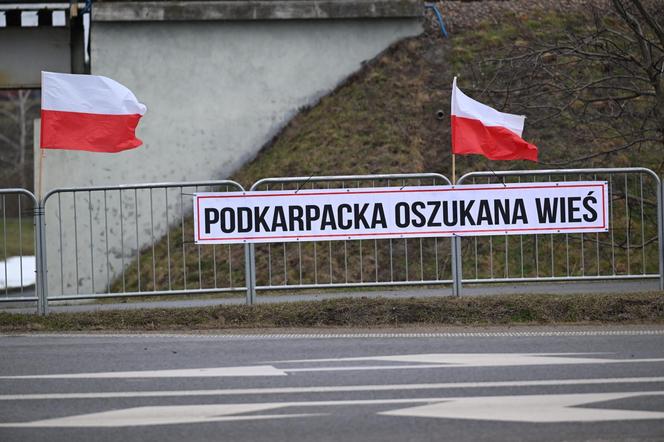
[451,77,538,162]
[40,72,147,153]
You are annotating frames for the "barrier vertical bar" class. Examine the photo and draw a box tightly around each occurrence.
[451,236,462,296]
[658,181,664,290]
[250,244,257,304]
[245,243,257,305]
[35,203,49,315]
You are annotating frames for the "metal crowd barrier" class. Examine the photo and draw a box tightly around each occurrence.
[456,168,664,291]
[245,173,453,303]
[0,167,661,315]
[41,180,246,313]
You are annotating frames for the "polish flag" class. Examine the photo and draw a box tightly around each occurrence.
[40,72,147,153]
[451,77,538,162]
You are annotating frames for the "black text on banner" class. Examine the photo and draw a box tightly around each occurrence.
[193,182,609,244]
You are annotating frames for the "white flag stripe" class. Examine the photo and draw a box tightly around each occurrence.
[41,71,147,115]
[451,77,525,136]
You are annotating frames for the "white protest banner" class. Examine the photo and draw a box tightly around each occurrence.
[193,182,608,244]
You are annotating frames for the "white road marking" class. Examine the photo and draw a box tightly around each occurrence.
[0,365,287,379]
[380,392,664,423]
[3,353,663,379]
[275,353,664,367]
[0,403,323,427]
[1,377,663,401]
[1,392,663,427]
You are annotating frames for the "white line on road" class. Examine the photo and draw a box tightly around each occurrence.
[1,377,663,401]
[2,353,663,379]
[3,330,664,339]
[276,353,664,367]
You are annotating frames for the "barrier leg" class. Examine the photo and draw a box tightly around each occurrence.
[451,236,462,296]
[244,243,257,305]
[35,206,49,315]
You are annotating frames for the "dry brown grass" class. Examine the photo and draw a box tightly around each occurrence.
[2,292,662,332]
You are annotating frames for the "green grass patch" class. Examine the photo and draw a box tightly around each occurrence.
[2,293,662,332]
[0,218,34,258]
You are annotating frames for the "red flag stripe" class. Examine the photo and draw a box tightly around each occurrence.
[40,110,143,153]
[451,115,538,162]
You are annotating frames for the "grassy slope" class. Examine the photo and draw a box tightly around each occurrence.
[115,3,662,293]
[232,4,658,189]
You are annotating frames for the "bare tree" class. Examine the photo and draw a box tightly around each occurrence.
[469,0,664,169]
[0,90,39,190]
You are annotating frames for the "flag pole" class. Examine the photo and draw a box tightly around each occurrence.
[37,148,45,201]
[451,76,457,185]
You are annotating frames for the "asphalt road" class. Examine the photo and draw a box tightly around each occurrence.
[1,328,664,441]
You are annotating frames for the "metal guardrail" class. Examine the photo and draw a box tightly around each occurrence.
[1,167,662,314]
[456,168,664,292]
[245,173,453,303]
[41,180,246,312]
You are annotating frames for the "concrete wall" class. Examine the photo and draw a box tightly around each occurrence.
[39,1,422,296]
[0,27,71,89]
